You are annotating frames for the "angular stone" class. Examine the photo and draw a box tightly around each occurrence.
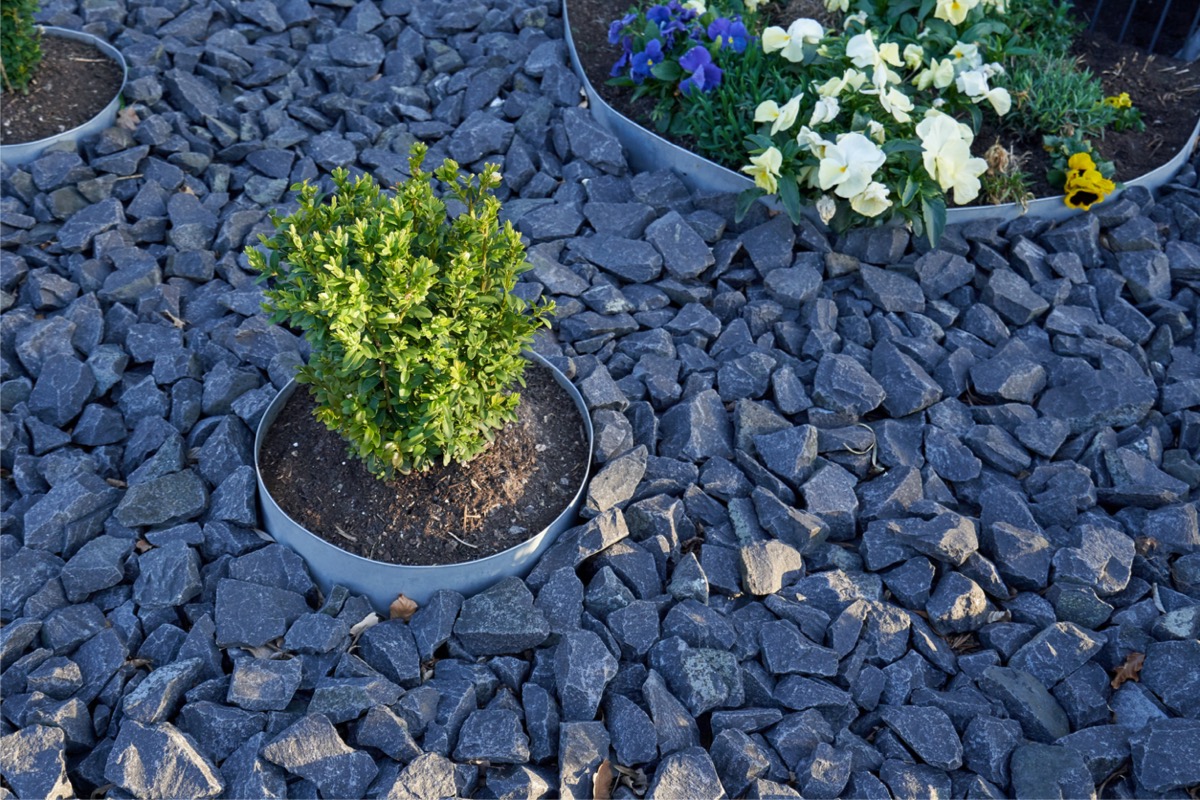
[214,579,310,648]
[555,629,618,721]
[0,725,73,799]
[558,722,610,800]
[740,540,804,596]
[28,355,94,427]
[646,211,714,279]
[261,714,377,799]
[1009,743,1095,800]
[978,666,1071,743]
[116,469,208,528]
[584,445,646,518]
[983,269,1050,325]
[926,571,991,634]
[759,619,839,677]
[454,577,550,656]
[860,264,925,313]
[105,720,223,798]
[605,693,657,766]
[963,716,1023,787]
[454,709,530,764]
[1038,351,1156,434]
[879,705,963,770]
[649,637,743,716]
[227,657,303,712]
[872,340,943,417]
[813,353,886,417]
[571,234,662,283]
[915,249,973,298]
[659,389,733,462]
[1009,622,1104,689]
[764,264,822,309]
[1139,640,1200,717]
[1051,518,1134,596]
[642,668,701,755]
[1131,718,1200,792]
[648,747,725,800]
[122,658,203,724]
[357,619,421,688]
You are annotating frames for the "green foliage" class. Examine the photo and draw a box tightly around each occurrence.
[1001,0,1080,57]
[249,144,554,477]
[1005,53,1114,138]
[0,0,42,94]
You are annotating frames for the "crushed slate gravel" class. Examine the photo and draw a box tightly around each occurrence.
[2,0,1200,797]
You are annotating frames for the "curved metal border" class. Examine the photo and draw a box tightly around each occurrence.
[0,26,128,168]
[563,0,1200,226]
[254,351,595,612]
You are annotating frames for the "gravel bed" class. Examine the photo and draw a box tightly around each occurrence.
[2,0,1200,797]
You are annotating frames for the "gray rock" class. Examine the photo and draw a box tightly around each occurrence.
[648,747,725,800]
[1009,743,1095,800]
[649,637,743,716]
[759,619,838,676]
[454,709,530,763]
[1038,350,1156,434]
[646,211,713,279]
[1131,718,1200,792]
[448,111,515,163]
[177,700,267,763]
[659,389,734,462]
[872,340,943,417]
[983,269,1050,325]
[352,705,421,763]
[812,353,886,417]
[1009,622,1104,689]
[860,263,925,312]
[878,759,951,799]
[583,445,646,518]
[555,629,618,721]
[220,732,287,799]
[227,657,303,711]
[122,658,203,723]
[571,235,662,283]
[28,355,94,427]
[963,716,1023,787]
[58,198,125,252]
[1051,517,1134,596]
[1056,725,1131,784]
[60,534,131,601]
[915,249,973,298]
[978,666,1071,742]
[740,540,804,596]
[1139,640,1200,717]
[926,571,992,634]
[879,705,963,770]
[606,693,657,766]
[0,724,73,799]
[116,469,208,528]
[643,668,701,755]
[105,720,224,798]
[261,714,378,798]
[801,464,861,541]
[358,619,421,688]
[214,579,310,648]
[558,722,609,800]
[562,107,626,175]
[455,577,550,655]
[1116,249,1170,302]
[133,540,202,609]
[310,676,403,724]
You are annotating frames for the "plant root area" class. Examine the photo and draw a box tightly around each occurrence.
[0,35,124,145]
[259,361,590,566]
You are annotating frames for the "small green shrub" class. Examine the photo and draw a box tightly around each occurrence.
[0,0,41,94]
[1005,53,1115,139]
[250,144,554,477]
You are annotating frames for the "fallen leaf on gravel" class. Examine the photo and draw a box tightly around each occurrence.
[1111,651,1145,689]
[390,594,418,621]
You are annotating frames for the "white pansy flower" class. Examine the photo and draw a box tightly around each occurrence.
[762,18,824,62]
[844,10,868,28]
[956,69,1012,115]
[818,132,886,199]
[949,41,982,70]
[903,44,924,69]
[846,31,903,88]
[981,0,1006,11]
[683,0,706,13]
[816,194,837,224]
[824,0,849,11]
[795,126,833,157]
[935,0,980,25]
[745,0,762,10]
[866,119,886,142]
[850,182,892,217]
[878,86,914,123]
[816,68,866,98]
[916,113,987,204]
[809,96,840,126]
[754,96,802,135]
[914,57,956,90]
[742,147,783,194]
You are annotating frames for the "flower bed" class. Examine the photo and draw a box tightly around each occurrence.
[567,0,1200,240]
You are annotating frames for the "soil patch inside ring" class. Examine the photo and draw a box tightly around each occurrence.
[258,360,591,567]
[1,33,124,146]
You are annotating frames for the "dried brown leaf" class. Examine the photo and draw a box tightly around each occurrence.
[134,538,153,554]
[390,593,418,621]
[116,105,139,130]
[592,759,615,800]
[1111,651,1145,689]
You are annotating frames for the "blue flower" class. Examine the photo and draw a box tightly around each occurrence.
[608,13,636,45]
[707,17,748,52]
[646,3,688,43]
[630,38,665,83]
[678,45,722,94]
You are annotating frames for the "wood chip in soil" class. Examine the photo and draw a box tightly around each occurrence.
[259,361,591,567]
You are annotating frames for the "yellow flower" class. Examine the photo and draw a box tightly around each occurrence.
[1067,152,1096,173]
[935,0,980,25]
[1104,92,1132,109]
[1063,168,1115,211]
[742,147,783,194]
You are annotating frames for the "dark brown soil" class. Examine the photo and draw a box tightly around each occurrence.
[259,361,591,567]
[0,34,124,146]
[568,0,1200,203]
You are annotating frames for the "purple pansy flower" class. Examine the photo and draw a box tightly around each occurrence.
[678,45,722,95]
[608,13,636,45]
[630,38,665,83]
[707,17,749,52]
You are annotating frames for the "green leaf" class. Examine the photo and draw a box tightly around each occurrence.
[651,61,682,82]
[921,196,947,248]
[778,178,803,226]
[734,189,761,223]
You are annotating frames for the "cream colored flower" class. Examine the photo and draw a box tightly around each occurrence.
[916,113,987,204]
[745,0,762,10]
[850,181,892,217]
[742,147,783,194]
[754,95,803,135]
[844,10,868,28]
[903,44,924,69]
[914,57,956,90]
[816,194,837,224]
[846,31,903,88]
[816,68,866,98]
[683,0,706,13]
[949,41,982,70]
[818,132,886,199]
[935,0,980,25]
[762,18,824,62]
[878,86,914,123]
[867,119,886,142]
[795,126,832,158]
[824,0,849,11]
[956,69,1013,115]
[809,96,840,127]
